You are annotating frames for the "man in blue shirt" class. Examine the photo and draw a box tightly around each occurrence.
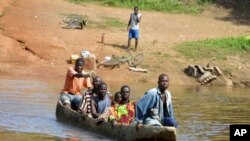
[136,73,177,130]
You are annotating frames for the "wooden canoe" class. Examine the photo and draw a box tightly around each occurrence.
[55,100,177,141]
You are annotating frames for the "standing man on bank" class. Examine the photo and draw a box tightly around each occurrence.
[127,6,142,52]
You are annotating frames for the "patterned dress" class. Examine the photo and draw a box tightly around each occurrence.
[108,101,135,125]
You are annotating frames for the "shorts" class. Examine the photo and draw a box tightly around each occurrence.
[129,29,139,39]
[60,93,82,107]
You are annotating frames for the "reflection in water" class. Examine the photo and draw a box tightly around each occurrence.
[0,79,249,141]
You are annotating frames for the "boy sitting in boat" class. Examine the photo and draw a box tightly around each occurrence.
[91,82,111,118]
[60,58,92,110]
[96,91,121,124]
[79,76,102,117]
[135,73,177,130]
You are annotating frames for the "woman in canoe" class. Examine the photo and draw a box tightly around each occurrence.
[98,85,136,125]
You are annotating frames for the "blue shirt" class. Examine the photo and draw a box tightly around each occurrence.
[136,87,174,124]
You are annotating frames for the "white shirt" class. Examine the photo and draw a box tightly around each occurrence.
[130,13,142,30]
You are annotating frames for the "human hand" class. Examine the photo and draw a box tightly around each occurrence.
[86,88,92,92]
[136,16,140,23]
[96,118,105,125]
[74,73,84,78]
[111,120,117,127]
[136,123,142,131]
[89,71,96,78]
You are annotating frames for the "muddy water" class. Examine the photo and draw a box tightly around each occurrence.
[0,79,112,141]
[0,79,249,141]
[172,86,250,141]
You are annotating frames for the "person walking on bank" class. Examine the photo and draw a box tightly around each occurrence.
[127,6,142,52]
[135,73,177,130]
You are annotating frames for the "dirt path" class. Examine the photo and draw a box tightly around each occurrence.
[0,0,249,88]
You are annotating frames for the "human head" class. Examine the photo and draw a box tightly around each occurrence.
[114,91,122,103]
[134,6,139,15]
[97,82,107,98]
[120,85,130,102]
[158,73,169,91]
[92,76,102,89]
[75,58,84,73]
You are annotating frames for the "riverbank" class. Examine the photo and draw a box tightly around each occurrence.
[0,0,249,87]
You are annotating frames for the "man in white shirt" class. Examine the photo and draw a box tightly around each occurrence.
[127,6,142,52]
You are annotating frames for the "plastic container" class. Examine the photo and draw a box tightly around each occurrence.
[70,54,80,64]
[104,56,111,61]
[80,50,90,58]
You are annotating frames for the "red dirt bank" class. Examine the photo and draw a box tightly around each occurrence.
[0,0,249,88]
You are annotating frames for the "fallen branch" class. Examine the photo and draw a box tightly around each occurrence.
[129,67,148,73]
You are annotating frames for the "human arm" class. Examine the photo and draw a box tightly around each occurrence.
[127,14,131,31]
[78,93,85,111]
[107,91,113,101]
[136,13,142,23]
[76,71,96,78]
[74,72,91,78]
[135,91,156,123]
[67,67,91,78]
[167,91,174,117]
[168,101,174,117]
[135,99,142,130]
[96,109,110,125]
[133,100,142,130]
[135,90,159,128]
[83,77,92,90]
[91,98,100,118]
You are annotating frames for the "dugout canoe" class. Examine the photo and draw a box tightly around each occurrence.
[55,100,177,141]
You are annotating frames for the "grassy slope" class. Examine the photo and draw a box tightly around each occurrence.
[69,0,213,14]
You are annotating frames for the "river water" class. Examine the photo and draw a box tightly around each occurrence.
[0,78,249,141]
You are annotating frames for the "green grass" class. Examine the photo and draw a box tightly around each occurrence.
[152,51,171,58]
[176,36,250,60]
[68,0,213,14]
[88,16,126,29]
[102,17,126,28]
